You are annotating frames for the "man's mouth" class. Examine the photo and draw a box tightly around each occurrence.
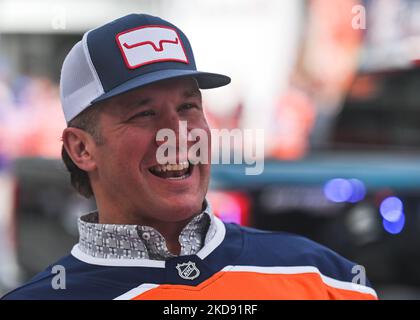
[148,161,192,180]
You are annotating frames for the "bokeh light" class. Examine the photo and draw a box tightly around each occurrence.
[380,196,404,222]
[324,178,366,203]
[383,213,406,235]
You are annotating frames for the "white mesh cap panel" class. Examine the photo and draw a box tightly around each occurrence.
[60,32,104,122]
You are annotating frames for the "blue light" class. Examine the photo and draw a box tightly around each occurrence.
[324,178,366,203]
[383,213,405,234]
[324,179,352,202]
[348,179,367,203]
[380,197,403,222]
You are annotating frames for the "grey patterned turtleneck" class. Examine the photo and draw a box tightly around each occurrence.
[77,201,217,260]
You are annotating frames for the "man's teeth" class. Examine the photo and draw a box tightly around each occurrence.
[151,161,189,172]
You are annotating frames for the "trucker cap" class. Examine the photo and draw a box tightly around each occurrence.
[60,13,231,122]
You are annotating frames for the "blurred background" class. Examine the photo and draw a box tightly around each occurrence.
[1,0,420,299]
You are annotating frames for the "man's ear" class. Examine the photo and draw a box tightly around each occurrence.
[62,127,97,172]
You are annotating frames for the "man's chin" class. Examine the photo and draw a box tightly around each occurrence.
[153,195,204,222]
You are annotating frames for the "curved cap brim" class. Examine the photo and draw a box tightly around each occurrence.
[91,69,230,105]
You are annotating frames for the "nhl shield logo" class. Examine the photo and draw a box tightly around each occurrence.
[176,261,200,280]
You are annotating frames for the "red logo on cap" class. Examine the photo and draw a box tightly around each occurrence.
[123,37,179,51]
[116,25,189,69]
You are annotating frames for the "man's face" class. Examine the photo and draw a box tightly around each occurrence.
[91,77,211,224]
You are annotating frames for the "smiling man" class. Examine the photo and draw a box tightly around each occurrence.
[76,77,211,255]
[2,13,377,300]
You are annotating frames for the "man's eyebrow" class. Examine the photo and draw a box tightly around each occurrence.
[183,89,201,99]
[126,97,153,109]
[122,88,200,110]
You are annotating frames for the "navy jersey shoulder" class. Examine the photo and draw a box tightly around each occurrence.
[1,254,164,300]
[231,224,368,284]
[2,255,75,300]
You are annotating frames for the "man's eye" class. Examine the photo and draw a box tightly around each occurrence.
[130,110,155,119]
[179,103,198,111]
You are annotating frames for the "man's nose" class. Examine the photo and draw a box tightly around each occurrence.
[155,113,186,144]
[155,113,189,162]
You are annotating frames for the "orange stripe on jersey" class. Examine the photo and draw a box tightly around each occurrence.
[128,268,377,300]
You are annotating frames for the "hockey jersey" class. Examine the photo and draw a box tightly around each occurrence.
[2,218,377,300]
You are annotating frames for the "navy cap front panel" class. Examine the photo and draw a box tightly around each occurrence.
[87,14,197,92]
